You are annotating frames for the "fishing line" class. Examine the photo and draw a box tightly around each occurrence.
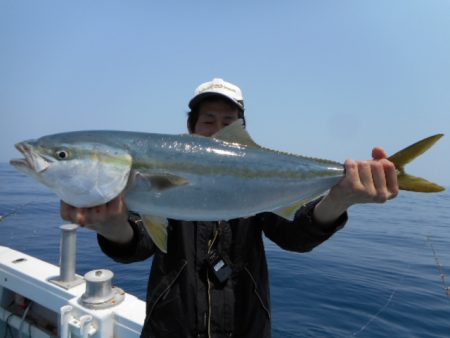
[351,261,412,337]
[351,287,399,336]
[353,236,450,336]
[426,235,450,306]
[0,202,33,222]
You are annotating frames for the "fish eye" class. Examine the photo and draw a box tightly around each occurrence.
[56,150,69,160]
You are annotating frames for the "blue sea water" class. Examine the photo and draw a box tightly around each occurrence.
[0,162,449,337]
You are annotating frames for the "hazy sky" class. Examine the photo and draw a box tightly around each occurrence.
[1,1,449,186]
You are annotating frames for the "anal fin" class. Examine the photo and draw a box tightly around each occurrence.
[141,215,168,253]
[273,199,312,221]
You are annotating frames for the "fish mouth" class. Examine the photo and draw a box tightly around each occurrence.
[10,142,50,173]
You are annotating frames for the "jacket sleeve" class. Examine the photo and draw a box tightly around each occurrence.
[260,197,347,252]
[97,212,156,263]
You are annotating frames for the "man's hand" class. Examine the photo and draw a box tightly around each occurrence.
[313,147,399,225]
[60,195,133,244]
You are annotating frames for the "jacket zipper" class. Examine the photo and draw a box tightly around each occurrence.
[207,271,212,338]
[207,223,220,338]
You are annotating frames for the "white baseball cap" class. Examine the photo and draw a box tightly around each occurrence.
[188,78,244,111]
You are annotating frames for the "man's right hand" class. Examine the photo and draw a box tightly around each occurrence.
[60,195,134,244]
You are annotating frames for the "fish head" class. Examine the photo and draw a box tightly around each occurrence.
[10,133,132,208]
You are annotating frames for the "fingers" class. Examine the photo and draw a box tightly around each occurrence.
[106,195,125,215]
[358,161,375,192]
[343,159,359,190]
[382,159,399,199]
[352,160,388,202]
[364,160,399,203]
[369,160,389,202]
[60,201,89,226]
[372,147,388,160]
[60,201,71,220]
[340,158,399,205]
[59,196,128,229]
[371,146,399,199]
[60,201,82,224]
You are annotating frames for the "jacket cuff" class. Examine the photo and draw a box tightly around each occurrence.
[297,198,347,236]
[97,213,141,259]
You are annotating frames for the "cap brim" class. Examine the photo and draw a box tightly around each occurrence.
[189,92,244,111]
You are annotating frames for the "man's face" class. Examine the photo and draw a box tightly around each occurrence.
[193,100,240,137]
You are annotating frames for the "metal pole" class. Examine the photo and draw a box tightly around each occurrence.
[59,224,79,282]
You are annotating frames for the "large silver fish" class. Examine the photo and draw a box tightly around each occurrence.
[10,120,444,252]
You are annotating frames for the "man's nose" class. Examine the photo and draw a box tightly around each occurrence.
[211,121,225,134]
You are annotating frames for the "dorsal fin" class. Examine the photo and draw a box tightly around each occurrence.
[212,119,260,148]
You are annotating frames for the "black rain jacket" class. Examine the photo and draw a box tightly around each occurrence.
[98,199,347,338]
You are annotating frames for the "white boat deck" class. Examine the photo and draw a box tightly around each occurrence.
[0,245,145,337]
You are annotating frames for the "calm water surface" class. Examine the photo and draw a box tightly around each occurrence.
[0,163,449,337]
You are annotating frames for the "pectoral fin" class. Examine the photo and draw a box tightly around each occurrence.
[134,172,189,191]
[141,215,168,253]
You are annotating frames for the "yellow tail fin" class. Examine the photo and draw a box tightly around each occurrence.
[388,134,445,192]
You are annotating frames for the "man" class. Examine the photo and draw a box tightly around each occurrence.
[61,78,398,337]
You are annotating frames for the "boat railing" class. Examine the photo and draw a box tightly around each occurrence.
[0,224,145,338]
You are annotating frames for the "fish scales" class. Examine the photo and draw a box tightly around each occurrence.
[120,132,345,220]
[132,134,341,180]
[10,120,444,252]
[11,121,442,220]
